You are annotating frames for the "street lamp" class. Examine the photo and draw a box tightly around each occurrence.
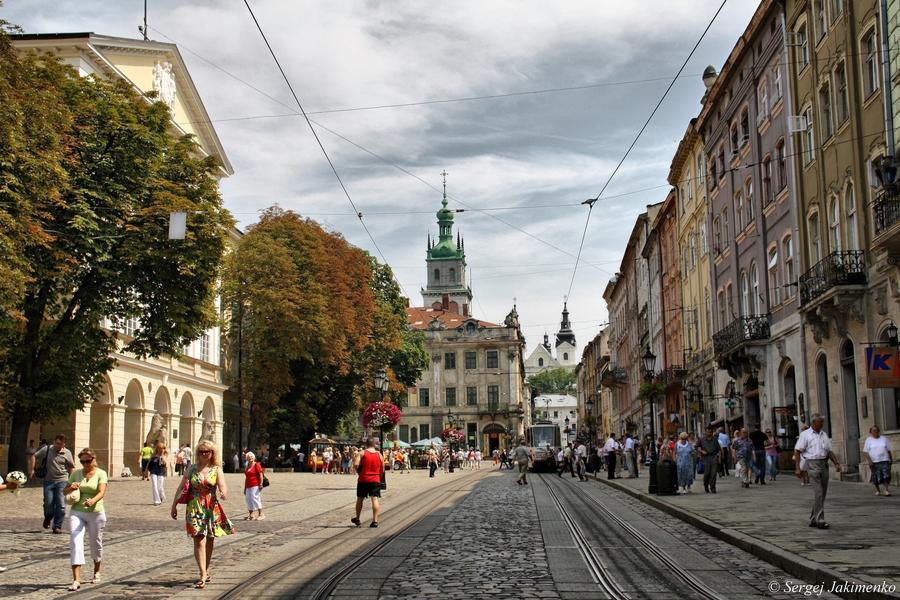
[642,347,659,494]
[373,366,391,446]
[888,321,899,347]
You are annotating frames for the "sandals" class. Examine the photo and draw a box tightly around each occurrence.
[195,579,206,589]
[369,521,379,528]
[68,582,81,592]
[90,573,101,584]
[350,517,361,527]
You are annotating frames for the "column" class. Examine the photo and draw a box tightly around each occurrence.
[109,404,127,478]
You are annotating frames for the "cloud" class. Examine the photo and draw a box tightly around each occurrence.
[3,0,760,355]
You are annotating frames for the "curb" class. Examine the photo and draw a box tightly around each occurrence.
[590,473,900,600]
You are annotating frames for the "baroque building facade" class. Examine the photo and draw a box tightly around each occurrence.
[1,33,234,476]
[403,190,527,454]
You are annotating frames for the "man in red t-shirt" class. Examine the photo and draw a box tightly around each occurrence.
[351,437,384,528]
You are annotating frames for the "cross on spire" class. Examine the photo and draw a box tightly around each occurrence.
[441,169,448,207]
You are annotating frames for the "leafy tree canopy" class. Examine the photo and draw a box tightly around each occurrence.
[528,367,576,395]
[0,29,232,471]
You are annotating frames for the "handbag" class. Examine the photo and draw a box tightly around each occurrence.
[262,475,270,488]
[176,479,191,504]
[379,471,387,491]
[65,487,81,506]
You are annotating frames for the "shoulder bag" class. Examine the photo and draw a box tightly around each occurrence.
[35,447,50,479]
[261,464,270,488]
[176,465,194,504]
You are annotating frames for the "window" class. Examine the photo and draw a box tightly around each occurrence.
[705,291,712,339]
[486,350,499,369]
[750,264,760,314]
[745,179,754,225]
[740,108,749,143]
[709,158,718,186]
[862,28,879,97]
[726,283,735,320]
[200,333,210,362]
[714,217,722,251]
[538,357,544,367]
[689,234,697,268]
[419,424,430,441]
[784,236,795,298]
[730,124,739,156]
[797,23,809,67]
[699,221,708,254]
[433,268,440,283]
[488,385,499,409]
[466,386,478,405]
[828,195,841,252]
[803,106,815,165]
[449,267,456,283]
[464,351,476,369]
[762,157,772,205]
[741,271,750,316]
[809,212,822,262]
[553,410,558,418]
[814,0,827,44]
[446,387,457,406]
[772,63,783,100]
[399,424,409,443]
[768,246,780,305]
[718,146,726,177]
[687,176,694,202]
[835,61,848,123]
[819,83,833,140]
[722,209,729,243]
[776,139,787,191]
[444,352,456,369]
[466,422,477,446]
[123,317,139,338]
[830,0,842,22]
[419,388,430,407]
[757,78,769,121]
[735,192,744,231]
[845,182,859,250]
[564,352,569,361]
[718,290,726,329]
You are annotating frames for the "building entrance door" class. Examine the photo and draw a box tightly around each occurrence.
[488,433,499,456]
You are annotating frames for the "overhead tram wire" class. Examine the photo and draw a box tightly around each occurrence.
[566,0,729,300]
[150,25,613,276]
[240,0,406,297]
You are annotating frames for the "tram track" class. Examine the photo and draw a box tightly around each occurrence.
[543,473,726,600]
[220,473,486,600]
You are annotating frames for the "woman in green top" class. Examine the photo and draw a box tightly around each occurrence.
[63,448,108,591]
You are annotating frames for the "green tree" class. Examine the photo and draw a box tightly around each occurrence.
[0,31,232,472]
[528,367,576,395]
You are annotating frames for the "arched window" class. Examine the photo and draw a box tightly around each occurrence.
[845,182,859,250]
[768,245,780,305]
[433,268,440,283]
[745,178,754,225]
[828,195,841,253]
[563,353,569,361]
[449,267,456,283]
[809,212,822,262]
[783,235,796,299]
[750,263,760,314]
[538,358,544,367]
[735,192,744,231]
[741,271,750,317]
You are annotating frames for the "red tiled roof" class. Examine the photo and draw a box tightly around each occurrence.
[406,306,499,331]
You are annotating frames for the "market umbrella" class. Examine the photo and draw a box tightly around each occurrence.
[383,439,411,449]
[411,438,442,449]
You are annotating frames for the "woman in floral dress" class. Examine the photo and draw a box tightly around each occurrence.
[170,440,234,589]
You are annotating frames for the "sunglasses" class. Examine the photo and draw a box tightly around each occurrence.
[80,458,94,464]
[198,450,212,455]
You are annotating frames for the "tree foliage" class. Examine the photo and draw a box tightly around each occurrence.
[223,208,426,448]
[0,29,232,471]
[528,367,577,395]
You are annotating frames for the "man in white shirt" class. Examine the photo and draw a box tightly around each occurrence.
[717,428,730,476]
[624,434,637,478]
[863,426,893,496]
[574,442,587,481]
[603,434,620,480]
[793,413,842,528]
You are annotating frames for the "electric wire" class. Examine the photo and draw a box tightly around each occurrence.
[566,0,729,300]
[240,0,406,296]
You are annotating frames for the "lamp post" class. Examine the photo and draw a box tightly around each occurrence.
[374,367,390,445]
[642,347,659,495]
[889,321,899,347]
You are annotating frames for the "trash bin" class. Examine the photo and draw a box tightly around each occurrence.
[656,458,678,495]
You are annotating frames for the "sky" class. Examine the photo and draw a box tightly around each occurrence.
[2,0,760,357]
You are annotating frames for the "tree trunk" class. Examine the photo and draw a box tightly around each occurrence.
[8,402,33,474]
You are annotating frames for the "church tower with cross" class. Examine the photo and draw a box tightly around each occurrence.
[422,171,473,314]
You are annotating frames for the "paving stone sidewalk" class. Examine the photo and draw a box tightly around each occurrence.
[594,468,900,594]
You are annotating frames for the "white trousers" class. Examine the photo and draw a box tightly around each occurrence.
[150,474,166,504]
[245,486,262,511]
[69,511,107,566]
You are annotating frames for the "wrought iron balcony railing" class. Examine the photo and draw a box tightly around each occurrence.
[713,315,770,357]
[600,364,628,386]
[798,250,866,305]
[874,187,900,235]
[659,366,685,385]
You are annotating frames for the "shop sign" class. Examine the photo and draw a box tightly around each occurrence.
[865,346,900,388]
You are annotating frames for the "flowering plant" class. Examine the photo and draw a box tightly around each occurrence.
[362,401,402,429]
[441,427,465,443]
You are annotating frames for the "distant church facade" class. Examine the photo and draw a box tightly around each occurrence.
[524,304,578,378]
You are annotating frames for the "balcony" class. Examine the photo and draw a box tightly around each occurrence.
[600,364,628,387]
[658,366,685,389]
[799,251,866,307]
[873,187,900,252]
[713,315,770,358]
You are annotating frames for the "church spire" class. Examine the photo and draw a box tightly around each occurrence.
[555,299,576,348]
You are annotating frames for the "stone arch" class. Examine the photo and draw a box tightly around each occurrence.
[179,392,195,449]
[202,396,216,422]
[122,379,145,472]
[153,386,171,416]
[839,338,861,469]
[89,375,115,469]
[482,423,505,456]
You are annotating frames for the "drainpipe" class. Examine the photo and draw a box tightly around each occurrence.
[780,3,810,425]
[881,0,895,156]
